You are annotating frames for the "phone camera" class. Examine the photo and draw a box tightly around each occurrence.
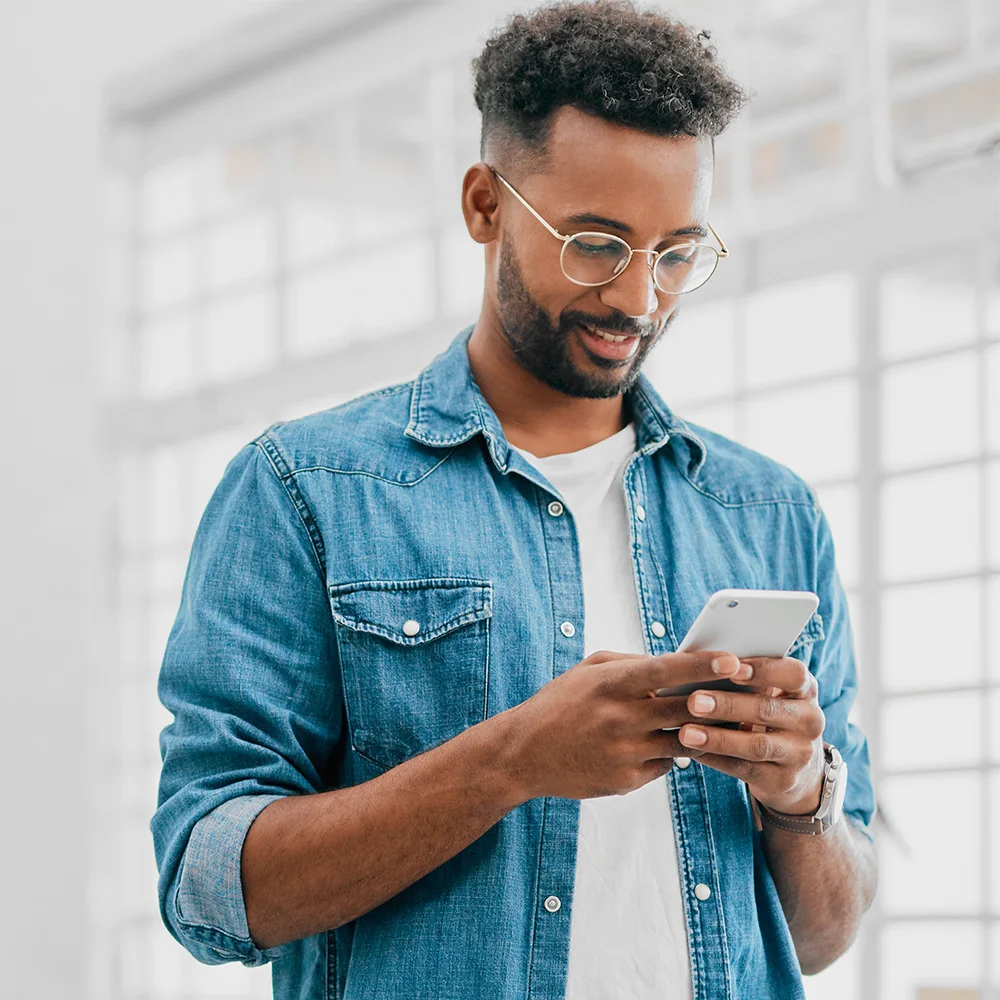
[727,600,739,608]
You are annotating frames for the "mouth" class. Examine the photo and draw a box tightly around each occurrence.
[575,322,642,362]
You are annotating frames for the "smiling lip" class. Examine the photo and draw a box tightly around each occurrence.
[576,322,641,361]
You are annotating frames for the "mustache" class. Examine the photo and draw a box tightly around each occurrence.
[560,311,667,339]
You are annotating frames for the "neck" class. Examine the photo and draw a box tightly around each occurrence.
[466,314,630,459]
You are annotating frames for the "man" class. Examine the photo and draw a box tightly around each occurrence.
[152,3,877,998]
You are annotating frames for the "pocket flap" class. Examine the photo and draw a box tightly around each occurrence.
[787,610,825,657]
[329,578,493,645]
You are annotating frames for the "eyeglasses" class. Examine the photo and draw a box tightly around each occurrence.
[489,166,728,296]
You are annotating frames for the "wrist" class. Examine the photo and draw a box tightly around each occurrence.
[472,707,537,809]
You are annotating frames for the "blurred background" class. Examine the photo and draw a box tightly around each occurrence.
[1,0,998,998]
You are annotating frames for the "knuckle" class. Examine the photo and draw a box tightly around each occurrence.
[806,707,826,739]
[757,696,780,725]
[750,734,773,760]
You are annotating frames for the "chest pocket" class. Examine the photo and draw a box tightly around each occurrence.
[329,578,493,771]
[786,610,825,662]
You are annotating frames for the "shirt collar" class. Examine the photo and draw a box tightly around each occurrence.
[404,324,708,479]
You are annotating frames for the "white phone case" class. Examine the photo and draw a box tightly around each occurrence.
[654,588,819,698]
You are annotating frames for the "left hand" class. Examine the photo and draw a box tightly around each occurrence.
[676,653,826,815]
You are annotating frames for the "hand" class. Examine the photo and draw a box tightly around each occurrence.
[499,648,751,801]
[676,653,827,815]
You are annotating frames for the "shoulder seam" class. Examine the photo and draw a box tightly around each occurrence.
[254,436,327,576]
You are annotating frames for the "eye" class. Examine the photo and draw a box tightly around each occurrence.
[570,235,626,257]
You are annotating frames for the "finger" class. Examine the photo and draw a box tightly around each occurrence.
[637,695,699,731]
[641,729,700,759]
[729,656,816,700]
[686,688,825,739]
[621,649,742,697]
[677,722,793,763]
[684,751,775,785]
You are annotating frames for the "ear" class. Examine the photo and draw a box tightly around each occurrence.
[461,163,502,245]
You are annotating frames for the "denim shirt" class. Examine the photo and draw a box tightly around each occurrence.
[152,324,875,1000]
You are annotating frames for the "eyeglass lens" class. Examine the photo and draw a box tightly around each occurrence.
[561,235,719,293]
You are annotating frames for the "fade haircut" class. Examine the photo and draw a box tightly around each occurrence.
[472,0,748,168]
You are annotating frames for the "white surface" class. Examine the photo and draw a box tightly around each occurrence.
[512,422,691,1000]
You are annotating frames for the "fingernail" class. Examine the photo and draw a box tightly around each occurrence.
[735,662,754,680]
[680,726,707,746]
[691,693,716,714]
[711,656,735,674]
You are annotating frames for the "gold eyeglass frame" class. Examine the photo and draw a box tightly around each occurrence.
[489,165,728,295]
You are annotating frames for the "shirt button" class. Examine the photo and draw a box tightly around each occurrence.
[674,757,691,769]
[694,883,712,901]
[544,895,562,913]
[560,621,576,638]
[636,503,646,521]
[651,621,666,638]
[402,620,420,637]
[547,500,564,517]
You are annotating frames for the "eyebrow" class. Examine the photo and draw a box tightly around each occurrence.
[564,212,709,240]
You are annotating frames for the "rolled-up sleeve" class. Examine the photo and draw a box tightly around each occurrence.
[808,501,876,835]
[151,438,343,966]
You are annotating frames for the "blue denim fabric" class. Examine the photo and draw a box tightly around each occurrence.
[152,323,875,1000]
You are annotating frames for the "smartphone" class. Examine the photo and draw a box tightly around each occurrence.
[653,588,819,699]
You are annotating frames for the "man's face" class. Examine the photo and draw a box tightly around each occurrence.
[491,106,714,399]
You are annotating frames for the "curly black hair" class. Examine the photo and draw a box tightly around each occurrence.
[472,0,748,163]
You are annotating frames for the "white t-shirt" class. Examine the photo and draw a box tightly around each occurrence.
[511,423,691,1000]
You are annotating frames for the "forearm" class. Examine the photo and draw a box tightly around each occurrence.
[761,816,877,974]
[242,709,525,949]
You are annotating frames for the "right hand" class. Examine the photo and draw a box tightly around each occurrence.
[497,648,742,801]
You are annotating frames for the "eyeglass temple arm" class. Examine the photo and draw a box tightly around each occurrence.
[493,165,729,258]
[708,221,729,257]
[490,168,572,243]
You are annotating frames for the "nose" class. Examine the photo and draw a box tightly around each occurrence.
[597,251,660,318]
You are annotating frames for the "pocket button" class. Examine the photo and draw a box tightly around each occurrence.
[402,619,421,637]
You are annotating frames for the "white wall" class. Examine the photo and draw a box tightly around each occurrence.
[0,5,286,997]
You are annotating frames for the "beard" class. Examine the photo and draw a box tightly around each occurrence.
[494,236,676,399]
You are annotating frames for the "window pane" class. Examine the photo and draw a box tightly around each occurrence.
[184,428,255,540]
[990,575,1000,683]
[813,483,859,589]
[880,262,977,360]
[196,141,273,217]
[992,459,1000,570]
[744,273,856,387]
[882,578,982,692]
[204,211,273,290]
[742,378,857,482]
[643,299,737,406]
[882,351,979,470]
[993,772,1000,911]
[886,0,966,76]
[881,692,981,769]
[881,921,982,1000]
[989,689,1000,764]
[138,314,195,399]
[141,157,197,236]
[285,200,344,267]
[881,464,980,581]
[679,401,737,439]
[204,289,277,383]
[881,772,981,915]
[147,446,182,548]
[288,237,434,355]
[140,237,196,312]
[988,342,1000,452]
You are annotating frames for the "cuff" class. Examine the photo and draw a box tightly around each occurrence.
[173,793,286,966]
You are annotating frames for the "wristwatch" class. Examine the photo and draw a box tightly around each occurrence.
[751,743,848,836]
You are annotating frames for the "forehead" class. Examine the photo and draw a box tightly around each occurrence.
[529,105,713,223]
